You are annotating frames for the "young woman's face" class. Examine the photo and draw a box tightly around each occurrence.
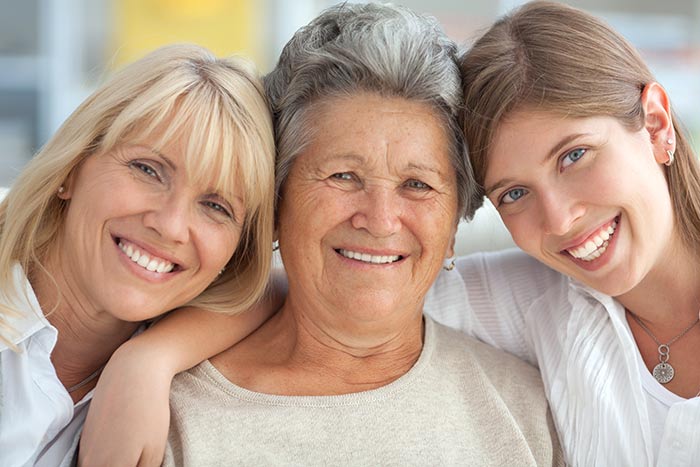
[484,110,675,296]
[56,126,245,321]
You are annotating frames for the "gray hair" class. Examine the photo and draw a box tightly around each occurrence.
[264,2,481,219]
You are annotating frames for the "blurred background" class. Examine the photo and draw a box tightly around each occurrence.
[1,0,699,188]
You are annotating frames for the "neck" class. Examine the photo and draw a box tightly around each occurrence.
[218,296,425,396]
[617,239,700,328]
[617,238,700,398]
[29,258,139,397]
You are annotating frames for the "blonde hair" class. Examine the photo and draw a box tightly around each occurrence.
[461,1,700,246]
[0,44,275,344]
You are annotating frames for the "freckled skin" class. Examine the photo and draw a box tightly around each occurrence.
[277,93,460,331]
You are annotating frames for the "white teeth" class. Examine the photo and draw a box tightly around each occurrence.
[118,240,175,274]
[567,220,618,262]
[146,259,160,272]
[338,249,400,264]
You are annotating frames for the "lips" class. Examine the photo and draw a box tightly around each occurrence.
[565,218,618,262]
[117,238,177,273]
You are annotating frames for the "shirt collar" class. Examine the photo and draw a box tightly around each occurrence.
[0,263,50,351]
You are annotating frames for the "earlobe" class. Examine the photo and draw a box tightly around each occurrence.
[446,223,458,259]
[57,181,72,200]
[640,82,675,165]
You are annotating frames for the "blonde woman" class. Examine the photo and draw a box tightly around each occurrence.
[0,43,276,467]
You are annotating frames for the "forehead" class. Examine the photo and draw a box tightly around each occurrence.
[486,110,612,179]
[301,93,451,171]
[123,116,244,199]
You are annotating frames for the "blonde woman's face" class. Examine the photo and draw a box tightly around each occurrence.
[484,110,675,297]
[56,126,245,321]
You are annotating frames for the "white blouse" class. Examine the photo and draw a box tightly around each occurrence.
[0,265,92,467]
[424,248,700,467]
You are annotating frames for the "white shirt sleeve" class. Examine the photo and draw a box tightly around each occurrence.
[424,248,565,366]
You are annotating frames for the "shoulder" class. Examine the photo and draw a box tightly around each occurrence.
[456,248,564,290]
[431,320,542,386]
[428,320,564,466]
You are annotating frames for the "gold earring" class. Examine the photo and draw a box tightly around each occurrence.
[443,258,456,271]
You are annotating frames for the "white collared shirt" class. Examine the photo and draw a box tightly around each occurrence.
[0,265,92,467]
[424,248,700,467]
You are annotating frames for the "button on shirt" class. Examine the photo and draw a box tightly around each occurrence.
[0,265,93,467]
[424,248,700,467]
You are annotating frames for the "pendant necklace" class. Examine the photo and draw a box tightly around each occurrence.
[628,311,700,384]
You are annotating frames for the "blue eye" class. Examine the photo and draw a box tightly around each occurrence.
[561,148,587,169]
[203,200,232,218]
[130,161,159,179]
[500,187,528,205]
[405,179,431,191]
[331,172,354,181]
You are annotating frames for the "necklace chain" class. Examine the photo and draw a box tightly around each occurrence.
[628,311,700,385]
[66,364,105,393]
[629,313,700,348]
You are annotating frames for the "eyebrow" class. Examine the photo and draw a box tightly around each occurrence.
[406,162,446,178]
[545,133,589,163]
[319,153,365,165]
[484,132,590,196]
[149,148,177,171]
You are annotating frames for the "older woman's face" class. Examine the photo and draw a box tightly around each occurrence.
[57,123,244,321]
[277,93,458,321]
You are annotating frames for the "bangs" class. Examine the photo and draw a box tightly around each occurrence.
[107,84,270,220]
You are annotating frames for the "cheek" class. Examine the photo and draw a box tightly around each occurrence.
[501,213,542,254]
[199,226,242,269]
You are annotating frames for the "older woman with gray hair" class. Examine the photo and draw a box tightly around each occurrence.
[163,4,563,465]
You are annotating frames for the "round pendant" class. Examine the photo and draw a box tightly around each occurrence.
[653,362,674,384]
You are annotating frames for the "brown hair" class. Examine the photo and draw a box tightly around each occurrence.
[460,0,700,247]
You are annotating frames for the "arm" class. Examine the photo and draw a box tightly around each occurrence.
[424,249,563,364]
[78,272,288,467]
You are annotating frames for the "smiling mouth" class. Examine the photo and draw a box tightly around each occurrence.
[336,248,403,265]
[116,238,179,273]
[565,216,619,262]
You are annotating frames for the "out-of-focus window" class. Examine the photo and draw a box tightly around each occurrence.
[1,0,698,187]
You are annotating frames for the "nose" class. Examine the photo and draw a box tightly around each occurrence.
[143,191,192,244]
[350,186,402,238]
[539,188,584,236]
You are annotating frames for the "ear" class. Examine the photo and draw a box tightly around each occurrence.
[445,221,459,259]
[57,170,77,200]
[641,82,675,165]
